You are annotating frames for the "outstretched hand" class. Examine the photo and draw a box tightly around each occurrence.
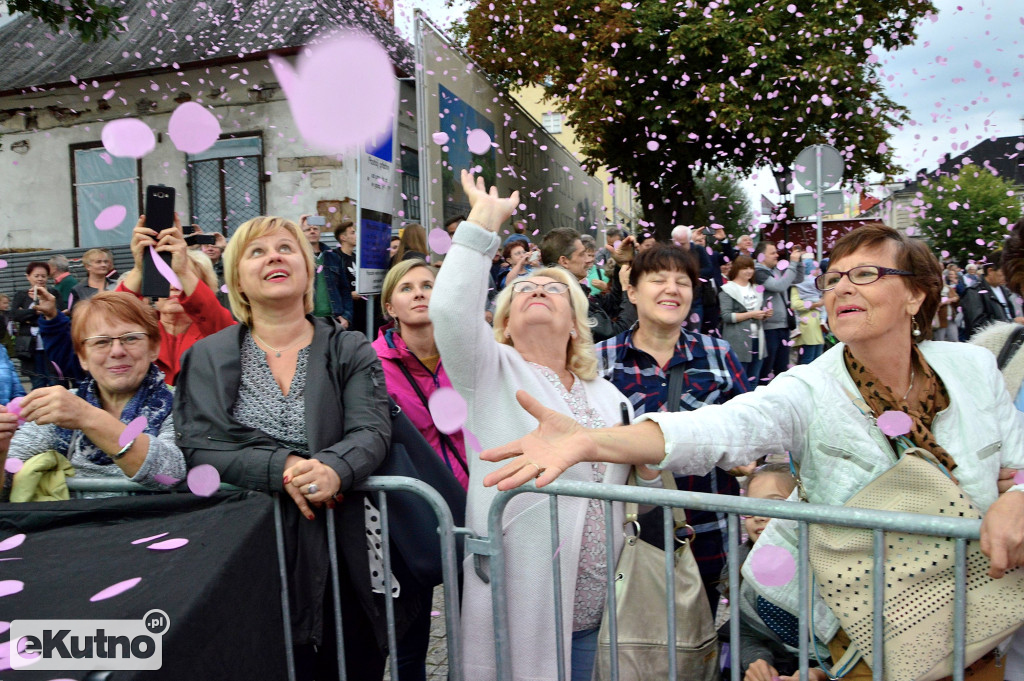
[480,390,596,490]
[461,169,520,234]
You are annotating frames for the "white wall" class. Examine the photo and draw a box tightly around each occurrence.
[0,57,375,248]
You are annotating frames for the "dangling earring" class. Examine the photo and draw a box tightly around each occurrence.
[570,329,577,338]
[912,318,922,337]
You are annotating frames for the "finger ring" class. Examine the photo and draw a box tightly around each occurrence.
[305,483,319,495]
[525,462,543,478]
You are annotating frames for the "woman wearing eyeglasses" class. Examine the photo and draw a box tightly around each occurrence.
[0,292,185,499]
[483,223,1024,680]
[430,171,635,681]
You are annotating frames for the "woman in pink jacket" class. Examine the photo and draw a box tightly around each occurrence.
[371,257,468,681]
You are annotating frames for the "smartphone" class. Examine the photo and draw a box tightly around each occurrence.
[703,226,714,236]
[307,215,326,227]
[142,185,175,298]
[183,223,217,246]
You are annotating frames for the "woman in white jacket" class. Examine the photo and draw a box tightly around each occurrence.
[483,223,1024,680]
[431,171,644,681]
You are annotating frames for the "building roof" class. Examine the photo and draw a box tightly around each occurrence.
[902,135,1024,193]
[0,0,413,95]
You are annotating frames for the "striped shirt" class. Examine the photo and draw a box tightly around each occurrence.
[595,325,751,591]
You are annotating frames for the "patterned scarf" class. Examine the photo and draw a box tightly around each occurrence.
[843,345,956,472]
[55,365,174,465]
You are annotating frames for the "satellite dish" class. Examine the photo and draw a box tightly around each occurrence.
[794,144,844,191]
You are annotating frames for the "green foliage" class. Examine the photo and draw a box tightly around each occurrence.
[460,0,935,240]
[6,0,123,42]
[694,170,754,240]
[918,164,1023,262]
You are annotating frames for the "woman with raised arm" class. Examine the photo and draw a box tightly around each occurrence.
[483,224,1024,680]
[173,216,391,681]
[431,170,640,681]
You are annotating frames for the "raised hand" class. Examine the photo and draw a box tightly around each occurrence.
[461,169,520,234]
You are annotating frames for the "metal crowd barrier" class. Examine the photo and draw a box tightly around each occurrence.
[56,475,463,681]
[37,475,987,681]
[478,479,984,681]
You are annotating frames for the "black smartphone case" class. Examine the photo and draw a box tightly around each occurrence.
[142,185,175,298]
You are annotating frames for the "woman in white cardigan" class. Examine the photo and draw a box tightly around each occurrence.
[431,170,645,681]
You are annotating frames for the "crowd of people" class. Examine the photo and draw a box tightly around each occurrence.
[2,168,1024,681]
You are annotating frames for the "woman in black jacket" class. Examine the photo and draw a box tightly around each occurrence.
[11,261,60,389]
[174,216,392,681]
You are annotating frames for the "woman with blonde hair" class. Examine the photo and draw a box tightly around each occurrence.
[119,215,235,385]
[431,170,635,681]
[391,223,428,266]
[174,215,392,681]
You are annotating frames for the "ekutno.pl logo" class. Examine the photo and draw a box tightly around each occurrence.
[9,609,169,671]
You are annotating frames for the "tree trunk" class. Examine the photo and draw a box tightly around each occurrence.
[636,168,698,242]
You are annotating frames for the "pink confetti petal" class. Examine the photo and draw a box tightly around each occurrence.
[50,361,64,381]
[101,118,156,159]
[147,245,183,290]
[428,228,452,255]
[646,140,660,151]
[430,610,441,617]
[269,33,396,153]
[0,259,7,269]
[119,416,148,448]
[187,464,220,497]
[0,534,25,552]
[776,259,789,271]
[0,580,24,598]
[131,532,169,545]
[4,458,22,475]
[877,410,913,437]
[220,284,229,294]
[431,132,450,145]
[147,538,189,551]
[89,577,141,602]
[466,129,492,155]
[168,102,221,154]
[749,545,796,587]
[462,427,482,452]
[427,387,468,435]
[152,474,180,486]
[94,204,128,231]
[1013,471,1024,486]
[0,622,8,635]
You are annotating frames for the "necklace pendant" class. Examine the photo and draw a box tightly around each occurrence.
[275,351,281,358]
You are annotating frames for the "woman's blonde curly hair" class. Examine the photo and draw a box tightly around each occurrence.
[491,266,598,380]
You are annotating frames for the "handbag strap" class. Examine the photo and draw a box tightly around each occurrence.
[391,357,469,475]
[624,469,687,528]
[666,362,686,413]
[996,324,1024,371]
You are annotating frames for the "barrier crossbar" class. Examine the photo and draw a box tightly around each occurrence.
[50,475,464,681]
[480,479,983,681]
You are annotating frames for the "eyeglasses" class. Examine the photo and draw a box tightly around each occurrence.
[815,265,915,292]
[511,280,570,296]
[82,332,149,352]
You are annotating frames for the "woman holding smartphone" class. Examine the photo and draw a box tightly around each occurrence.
[12,261,61,389]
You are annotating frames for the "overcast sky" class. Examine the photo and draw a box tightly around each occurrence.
[399,0,1023,216]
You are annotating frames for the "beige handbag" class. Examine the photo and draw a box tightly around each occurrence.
[804,448,1024,681]
[595,470,719,681]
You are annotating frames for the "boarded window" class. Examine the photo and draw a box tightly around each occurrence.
[187,136,264,236]
[72,144,141,247]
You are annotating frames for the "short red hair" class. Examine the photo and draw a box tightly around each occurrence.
[71,292,160,356]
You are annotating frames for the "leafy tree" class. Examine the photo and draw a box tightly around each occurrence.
[917,164,1023,263]
[5,0,123,42]
[459,0,934,241]
[694,170,754,239]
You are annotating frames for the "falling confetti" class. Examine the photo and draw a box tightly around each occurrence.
[427,387,468,435]
[167,102,221,154]
[466,129,492,155]
[148,245,183,290]
[94,205,128,231]
[749,545,796,587]
[89,577,141,602]
[132,532,169,545]
[187,464,221,496]
[877,410,913,437]
[427,228,452,254]
[101,119,156,159]
[0,535,25,552]
[147,538,190,551]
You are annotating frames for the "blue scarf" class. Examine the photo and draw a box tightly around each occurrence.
[55,365,174,465]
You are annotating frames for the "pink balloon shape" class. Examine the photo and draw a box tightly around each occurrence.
[119,416,148,448]
[148,245,183,290]
[432,132,450,145]
[101,118,156,158]
[428,228,452,255]
[4,458,22,475]
[131,532,169,545]
[0,534,25,552]
[466,129,492,155]
[94,205,127,231]
[0,580,24,598]
[147,538,189,551]
[269,32,396,153]
[877,410,913,437]
[749,545,796,587]
[188,464,220,497]
[168,102,221,154]
[90,577,141,602]
[428,387,468,435]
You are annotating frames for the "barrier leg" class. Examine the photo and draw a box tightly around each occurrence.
[326,509,348,681]
[274,494,297,681]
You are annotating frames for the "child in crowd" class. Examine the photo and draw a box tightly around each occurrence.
[724,463,829,681]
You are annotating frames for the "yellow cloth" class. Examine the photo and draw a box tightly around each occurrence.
[9,450,76,502]
[790,288,825,346]
[420,354,440,374]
